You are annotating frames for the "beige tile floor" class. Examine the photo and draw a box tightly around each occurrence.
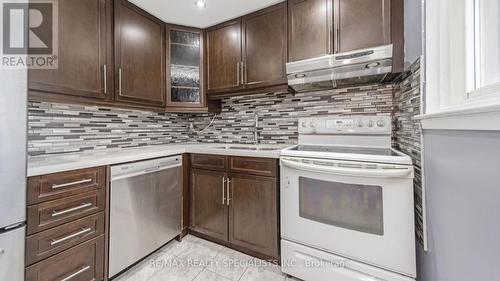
[113,235,302,281]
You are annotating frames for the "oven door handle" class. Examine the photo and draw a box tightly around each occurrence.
[280,159,412,178]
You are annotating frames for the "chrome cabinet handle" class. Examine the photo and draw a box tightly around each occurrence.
[242,62,247,85]
[329,28,333,54]
[52,178,92,190]
[52,203,93,217]
[226,178,231,206]
[103,64,107,94]
[118,67,123,95]
[59,265,90,281]
[236,63,240,86]
[222,177,226,205]
[50,227,93,246]
[336,28,341,52]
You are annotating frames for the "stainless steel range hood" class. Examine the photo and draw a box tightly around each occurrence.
[286,44,394,92]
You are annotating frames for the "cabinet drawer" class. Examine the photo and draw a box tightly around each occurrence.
[191,154,228,171]
[26,213,105,266]
[28,167,106,205]
[230,157,277,177]
[26,235,105,281]
[27,190,105,235]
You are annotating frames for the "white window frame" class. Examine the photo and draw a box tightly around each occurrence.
[418,0,500,130]
[468,0,500,100]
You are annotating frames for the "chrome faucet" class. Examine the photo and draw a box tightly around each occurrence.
[253,113,259,145]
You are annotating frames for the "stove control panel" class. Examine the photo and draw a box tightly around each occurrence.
[299,116,391,135]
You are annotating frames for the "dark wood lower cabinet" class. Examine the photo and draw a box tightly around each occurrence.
[25,213,105,266]
[25,235,105,281]
[26,167,108,281]
[229,174,278,258]
[27,189,105,235]
[190,169,229,241]
[189,155,279,260]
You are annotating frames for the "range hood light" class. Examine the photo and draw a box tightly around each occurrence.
[366,62,381,69]
[194,0,206,8]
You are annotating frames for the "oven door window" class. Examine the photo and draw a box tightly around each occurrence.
[299,177,384,235]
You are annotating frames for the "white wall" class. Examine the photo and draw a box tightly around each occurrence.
[418,130,500,281]
[404,0,423,67]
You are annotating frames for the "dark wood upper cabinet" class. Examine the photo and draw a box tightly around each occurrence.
[288,0,333,62]
[229,174,279,259]
[334,0,391,53]
[288,0,404,71]
[29,0,113,100]
[114,0,166,107]
[206,20,242,93]
[190,169,229,242]
[206,4,288,97]
[242,3,288,89]
[166,25,205,110]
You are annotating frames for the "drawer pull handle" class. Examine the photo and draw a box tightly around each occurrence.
[52,179,93,189]
[52,203,93,217]
[59,265,90,281]
[50,227,93,246]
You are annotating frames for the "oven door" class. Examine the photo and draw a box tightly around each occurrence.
[280,157,416,277]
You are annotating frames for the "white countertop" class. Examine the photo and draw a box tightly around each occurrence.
[28,143,290,177]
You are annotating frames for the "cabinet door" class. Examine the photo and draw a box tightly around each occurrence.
[288,0,333,62]
[335,0,391,52]
[229,174,278,258]
[190,169,228,241]
[166,25,205,109]
[242,3,287,89]
[29,0,112,100]
[206,20,242,93]
[114,0,166,107]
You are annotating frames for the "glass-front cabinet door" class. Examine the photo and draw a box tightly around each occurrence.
[166,26,204,109]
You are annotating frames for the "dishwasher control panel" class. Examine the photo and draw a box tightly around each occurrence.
[110,155,182,181]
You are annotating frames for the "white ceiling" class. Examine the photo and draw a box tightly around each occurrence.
[128,0,284,28]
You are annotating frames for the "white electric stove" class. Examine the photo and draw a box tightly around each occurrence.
[280,116,416,281]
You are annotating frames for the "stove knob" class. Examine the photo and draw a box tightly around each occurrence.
[356,120,364,127]
[309,121,316,128]
[301,121,308,128]
[377,120,385,127]
[367,120,375,127]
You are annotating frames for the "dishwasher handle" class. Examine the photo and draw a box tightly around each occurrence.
[111,155,182,181]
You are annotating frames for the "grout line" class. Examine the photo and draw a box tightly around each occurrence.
[236,261,251,281]
[190,266,206,281]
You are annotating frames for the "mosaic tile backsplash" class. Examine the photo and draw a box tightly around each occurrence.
[393,59,424,245]
[28,102,190,156]
[28,83,395,156]
[188,84,394,144]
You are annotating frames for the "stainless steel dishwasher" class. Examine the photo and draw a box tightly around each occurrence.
[109,155,182,278]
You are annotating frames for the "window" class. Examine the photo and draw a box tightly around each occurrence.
[425,0,500,114]
[469,0,500,98]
